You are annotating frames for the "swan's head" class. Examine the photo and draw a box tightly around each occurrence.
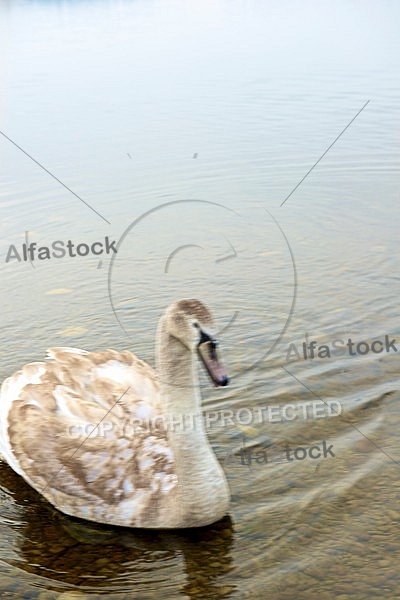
[164,299,229,387]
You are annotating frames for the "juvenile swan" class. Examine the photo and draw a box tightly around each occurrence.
[0,299,230,528]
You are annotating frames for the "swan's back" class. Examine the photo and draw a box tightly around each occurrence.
[0,347,178,527]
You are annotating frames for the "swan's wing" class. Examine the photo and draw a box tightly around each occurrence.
[0,348,177,526]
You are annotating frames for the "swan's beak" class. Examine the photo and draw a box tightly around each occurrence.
[197,331,229,387]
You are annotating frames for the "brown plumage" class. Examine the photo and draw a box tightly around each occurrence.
[0,300,230,528]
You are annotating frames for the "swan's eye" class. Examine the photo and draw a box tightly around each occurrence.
[193,322,199,329]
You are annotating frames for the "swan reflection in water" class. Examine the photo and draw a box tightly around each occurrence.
[0,461,234,598]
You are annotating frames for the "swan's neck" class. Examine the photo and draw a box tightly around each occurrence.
[155,317,229,526]
[156,317,205,438]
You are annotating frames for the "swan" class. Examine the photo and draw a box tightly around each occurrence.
[0,299,230,528]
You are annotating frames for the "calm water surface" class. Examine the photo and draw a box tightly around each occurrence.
[1,0,400,598]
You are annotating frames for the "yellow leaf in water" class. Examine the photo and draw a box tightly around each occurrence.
[46,288,73,295]
[57,327,88,337]
[237,425,259,436]
[259,251,281,257]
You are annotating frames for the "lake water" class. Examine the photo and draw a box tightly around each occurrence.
[1,0,400,598]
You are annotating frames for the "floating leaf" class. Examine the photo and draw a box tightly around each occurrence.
[57,326,88,337]
[237,425,259,436]
[46,288,73,295]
